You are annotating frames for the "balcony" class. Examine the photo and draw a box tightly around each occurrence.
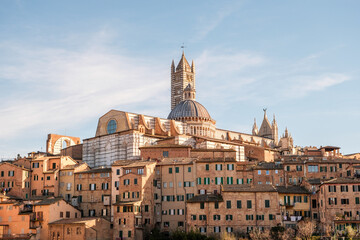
[283,216,302,222]
[19,205,33,214]
[30,214,43,222]
[279,202,294,207]
[0,234,33,239]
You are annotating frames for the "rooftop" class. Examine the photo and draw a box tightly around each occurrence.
[222,184,277,192]
[276,186,310,194]
[187,194,223,203]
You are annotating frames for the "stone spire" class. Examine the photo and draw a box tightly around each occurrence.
[191,60,195,73]
[171,52,196,110]
[252,118,259,135]
[171,60,175,73]
[258,108,273,139]
[272,114,278,145]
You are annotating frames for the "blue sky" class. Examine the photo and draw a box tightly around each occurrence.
[1,0,359,159]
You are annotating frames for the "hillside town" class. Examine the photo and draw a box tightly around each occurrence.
[1,54,360,240]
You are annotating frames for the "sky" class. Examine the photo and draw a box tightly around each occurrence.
[0,0,359,159]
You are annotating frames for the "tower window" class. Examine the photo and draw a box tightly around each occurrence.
[107,120,117,134]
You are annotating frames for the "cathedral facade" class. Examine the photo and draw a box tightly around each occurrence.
[82,53,294,167]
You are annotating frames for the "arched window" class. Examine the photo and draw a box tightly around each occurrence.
[62,140,68,149]
[107,120,117,134]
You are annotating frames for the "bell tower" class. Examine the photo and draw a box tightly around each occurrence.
[171,52,195,110]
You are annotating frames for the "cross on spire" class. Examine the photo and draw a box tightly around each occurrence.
[181,43,186,54]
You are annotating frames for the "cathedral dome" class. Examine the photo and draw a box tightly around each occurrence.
[167,100,212,121]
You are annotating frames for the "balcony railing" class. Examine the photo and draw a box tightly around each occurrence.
[0,234,33,239]
[283,216,302,222]
[30,214,43,221]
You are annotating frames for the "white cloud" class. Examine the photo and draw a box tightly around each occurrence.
[284,73,350,97]
[0,32,169,139]
[192,2,243,41]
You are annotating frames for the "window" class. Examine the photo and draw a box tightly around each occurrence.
[134,178,138,185]
[237,178,243,184]
[237,200,242,209]
[226,227,233,233]
[227,164,234,170]
[296,165,302,171]
[356,197,360,204]
[116,169,120,175]
[199,215,206,220]
[328,197,337,205]
[246,215,254,220]
[178,221,184,227]
[226,201,231,209]
[247,200,252,209]
[197,178,201,185]
[200,202,204,209]
[107,119,117,134]
[269,214,275,220]
[66,183,71,191]
[144,205,149,212]
[266,170,270,175]
[32,163,39,168]
[176,195,184,201]
[102,183,109,190]
[286,166,290,171]
[226,215,233,221]
[227,177,233,185]
[256,215,264,220]
[177,209,184,215]
[214,202,219,209]
[175,167,179,173]
[215,177,223,185]
[123,179,130,185]
[89,184,96,191]
[8,171,14,177]
[60,212,63,218]
[168,168,172,174]
[328,185,337,192]
[341,186,349,192]
[163,151,169,157]
[214,226,221,233]
[341,199,349,205]
[265,200,270,208]
[188,167,191,172]
[204,178,210,185]
[46,176,50,180]
[205,164,209,171]
[66,211,70,218]
[215,164,222,171]
[258,170,261,175]
[213,215,221,220]
[308,165,318,173]
[128,231,131,238]
[191,215,196,220]
[137,169,144,175]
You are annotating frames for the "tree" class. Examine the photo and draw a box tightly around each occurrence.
[249,228,271,240]
[279,228,295,240]
[220,232,236,240]
[297,219,316,240]
[345,226,357,240]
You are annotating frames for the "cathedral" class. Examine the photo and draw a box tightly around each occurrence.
[82,53,295,167]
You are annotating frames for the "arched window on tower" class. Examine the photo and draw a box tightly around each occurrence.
[62,140,67,149]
